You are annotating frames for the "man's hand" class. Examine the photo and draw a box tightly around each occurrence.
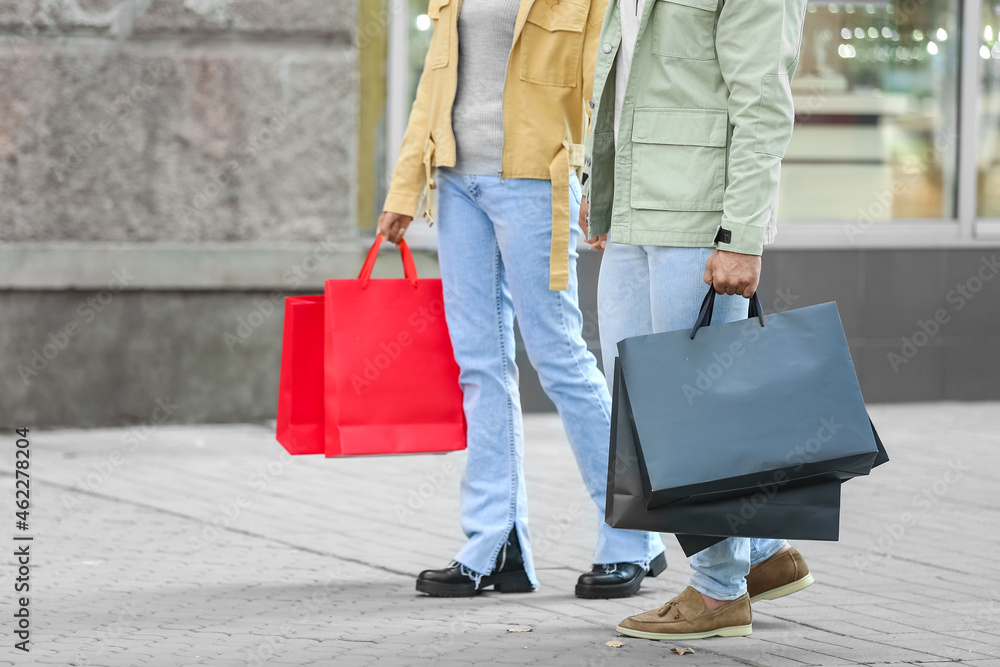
[704,249,761,298]
[377,210,413,244]
[578,195,608,252]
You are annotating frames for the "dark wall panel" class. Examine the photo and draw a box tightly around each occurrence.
[521,247,1000,411]
[2,248,998,426]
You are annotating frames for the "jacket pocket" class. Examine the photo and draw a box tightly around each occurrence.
[630,108,728,211]
[650,0,719,61]
[519,0,589,87]
[427,0,452,69]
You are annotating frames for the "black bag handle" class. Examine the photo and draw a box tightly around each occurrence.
[689,285,765,339]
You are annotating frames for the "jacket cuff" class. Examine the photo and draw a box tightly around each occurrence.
[588,219,610,238]
[716,219,768,256]
[382,189,422,219]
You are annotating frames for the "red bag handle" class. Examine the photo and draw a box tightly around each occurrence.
[358,233,419,289]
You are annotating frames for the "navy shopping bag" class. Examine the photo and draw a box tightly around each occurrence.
[605,358,844,556]
[618,287,881,510]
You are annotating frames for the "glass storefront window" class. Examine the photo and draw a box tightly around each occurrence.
[389,0,977,230]
[781,1,961,223]
[410,0,434,107]
[367,1,433,230]
[980,0,1000,216]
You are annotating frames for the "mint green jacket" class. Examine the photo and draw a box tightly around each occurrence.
[582,0,808,255]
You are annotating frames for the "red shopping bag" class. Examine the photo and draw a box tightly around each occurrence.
[276,295,325,455]
[324,235,466,456]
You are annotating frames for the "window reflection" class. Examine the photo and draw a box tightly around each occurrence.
[409,0,433,109]
[393,0,965,225]
[980,0,1000,216]
[781,1,960,223]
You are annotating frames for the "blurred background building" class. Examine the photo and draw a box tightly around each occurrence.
[2,0,1000,427]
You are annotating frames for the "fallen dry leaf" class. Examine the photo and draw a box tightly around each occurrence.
[670,647,695,656]
[506,627,532,633]
[605,640,624,648]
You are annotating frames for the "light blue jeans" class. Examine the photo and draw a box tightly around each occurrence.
[597,241,787,600]
[435,168,664,588]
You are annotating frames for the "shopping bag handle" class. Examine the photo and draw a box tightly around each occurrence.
[689,285,765,339]
[358,233,419,289]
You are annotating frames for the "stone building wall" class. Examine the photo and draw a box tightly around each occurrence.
[0,0,374,427]
[0,0,359,244]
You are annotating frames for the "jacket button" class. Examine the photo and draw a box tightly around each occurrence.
[585,156,592,166]
[602,43,612,54]
[589,98,595,109]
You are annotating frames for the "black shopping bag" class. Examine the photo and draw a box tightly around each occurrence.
[619,288,879,510]
[606,359,843,556]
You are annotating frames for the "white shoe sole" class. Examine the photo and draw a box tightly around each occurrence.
[616,623,752,641]
[749,573,814,603]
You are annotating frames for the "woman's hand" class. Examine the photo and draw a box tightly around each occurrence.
[377,210,414,244]
[588,233,608,251]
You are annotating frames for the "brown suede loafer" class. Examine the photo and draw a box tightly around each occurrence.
[746,547,814,603]
[616,587,752,641]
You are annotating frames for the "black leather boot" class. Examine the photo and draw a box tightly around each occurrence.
[574,551,667,599]
[416,529,534,597]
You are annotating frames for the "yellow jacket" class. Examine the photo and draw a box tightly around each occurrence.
[383,0,607,290]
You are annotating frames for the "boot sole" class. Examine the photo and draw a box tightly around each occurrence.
[416,570,534,597]
[749,573,814,603]
[615,623,752,641]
